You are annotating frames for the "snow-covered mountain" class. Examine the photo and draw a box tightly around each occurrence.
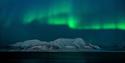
[10,38,101,52]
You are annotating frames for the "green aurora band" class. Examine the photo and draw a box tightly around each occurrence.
[23,0,125,30]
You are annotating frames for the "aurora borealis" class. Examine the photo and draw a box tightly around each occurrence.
[21,0,125,30]
[0,0,125,30]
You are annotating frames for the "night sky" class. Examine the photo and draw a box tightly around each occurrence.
[0,0,125,50]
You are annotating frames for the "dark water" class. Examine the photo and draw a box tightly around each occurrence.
[0,52,124,63]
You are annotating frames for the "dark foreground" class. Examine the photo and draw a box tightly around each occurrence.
[0,52,125,63]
